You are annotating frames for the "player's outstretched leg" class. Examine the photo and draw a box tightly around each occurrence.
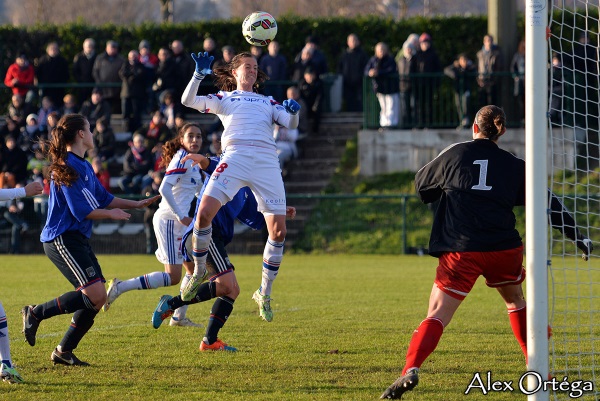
[380,368,419,399]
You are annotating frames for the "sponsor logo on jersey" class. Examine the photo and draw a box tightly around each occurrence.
[86,266,96,277]
[265,198,285,204]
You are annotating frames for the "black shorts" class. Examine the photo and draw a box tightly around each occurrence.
[183,224,234,278]
[43,231,104,290]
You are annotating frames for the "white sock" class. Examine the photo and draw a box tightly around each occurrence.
[261,239,284,296]
[0,302,12,367]
[172,274,191,321]
[118,272,172,293]
[192,226,212,277]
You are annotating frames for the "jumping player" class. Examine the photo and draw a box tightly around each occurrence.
[179,51,300,322]
[21,114,160,366]
[104,123,205,328]
[0,181,43,383]
[381,105,593,399]
[152,152,296,351]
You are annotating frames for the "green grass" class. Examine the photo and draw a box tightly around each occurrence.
[0,254,591,400]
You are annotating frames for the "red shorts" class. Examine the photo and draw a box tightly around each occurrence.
[434,246,525,300]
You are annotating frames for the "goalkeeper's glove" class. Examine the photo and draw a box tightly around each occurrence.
[191,52,214,78]
[575,233,593,261]
[283,99,300,115]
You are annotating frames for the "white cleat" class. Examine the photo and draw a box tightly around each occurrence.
[103,278,122,312]
[169,317,204,328]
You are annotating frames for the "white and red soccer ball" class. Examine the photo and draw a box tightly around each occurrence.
[242,11,278,46]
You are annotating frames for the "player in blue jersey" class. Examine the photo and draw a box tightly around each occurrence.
[20,114,160,366]
[180,51,301,322]
[152,152,295,351]
[0,181,43,383]
[103,123,205,328]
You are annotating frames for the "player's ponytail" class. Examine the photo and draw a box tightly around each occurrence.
[474,105,506,141]
[42,114,85,187]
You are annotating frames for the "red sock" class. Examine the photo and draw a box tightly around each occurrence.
[402,317,444,375]
[508,306,527,362]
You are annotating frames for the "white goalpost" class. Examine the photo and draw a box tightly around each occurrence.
[528,1,599,400]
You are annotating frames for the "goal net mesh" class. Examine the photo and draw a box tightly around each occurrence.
[548,1,599,399]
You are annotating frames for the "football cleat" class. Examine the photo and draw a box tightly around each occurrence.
[0,363,24,384]
[152,295,174,329]
[199,338,237,352]
[380,368,419,399]
[252,289,273,322]
[181,274,201,302]
[169,317,203,328]
[103,278,122,312]
[21,305,39,346]
[51,348,90,366]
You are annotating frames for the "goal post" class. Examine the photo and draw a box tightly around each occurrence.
[525,1,550,399]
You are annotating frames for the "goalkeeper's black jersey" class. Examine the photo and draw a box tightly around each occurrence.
[415,138,525,256]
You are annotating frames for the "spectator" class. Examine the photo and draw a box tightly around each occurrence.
[511,39,526,127]
[119,133,153,194]
[396,40,417,128]
[476,34,503,108]
[43,111,61,143]
[119,49,146,134]
[72,38,97,106]
[0,118,21,142]
[27,148,49,226]
[291,45,317,82]
[213,45,236,69]
[4,53,35,103]
[158,91,179,131]
[153,47,177,108]
[0,196,29,254]
[274,123,298,173]
[19,114,44,152]
[444,53,476,129]
[549,52,564,125]
[91,157,111,192]
[79,87,112,128]
[250,45,265,64]
[259,41,288,102]
[365,42,399,128]
[288,85,308,136]
[93,40,125,114]
[298,67,324,135]
[7,94,34,129]
[92,116,116,162]
[138,40,159,112]
[36,96,58,134]
[61,94,78,115]
[141,169,163,254]
[35,41,70,108]
[1,135,28,189]
[134,110,172,153]
[297,36,327,76]
[197,37,220,95]
[414,33,442,128]
[338,33,369,112]
[169,40,193,112]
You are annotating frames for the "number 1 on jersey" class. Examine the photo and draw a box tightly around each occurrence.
[471,160,492,190]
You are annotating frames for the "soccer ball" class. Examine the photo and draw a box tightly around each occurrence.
[242,11,277,47]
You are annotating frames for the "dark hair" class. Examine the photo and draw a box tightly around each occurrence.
[474,105,506,140]
[40,114,88,187]
[160,122,203,169]
[212,52,268,92]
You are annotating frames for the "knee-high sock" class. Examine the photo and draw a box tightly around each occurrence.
[508,306,527,362]
[260,239,284,296]
[0,302,13,367]
[58,308,98,352]
[172,274,191,320]
[32,291,96,320]
[204,296,234,345]
[192,226,211,277]
[403,317,445,375]
[117,272,172,293]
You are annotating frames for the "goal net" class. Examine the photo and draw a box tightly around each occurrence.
[546,1,599,399]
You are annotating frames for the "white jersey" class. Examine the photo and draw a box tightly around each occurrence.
[181,77,298,151]
[156,148,204,220]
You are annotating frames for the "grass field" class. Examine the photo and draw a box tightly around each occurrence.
[0,254,577,400]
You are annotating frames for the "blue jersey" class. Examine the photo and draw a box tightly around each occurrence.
[41,152,114,241]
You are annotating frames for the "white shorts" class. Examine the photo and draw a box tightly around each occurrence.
[153,210,188,265]
[204,145,286,215]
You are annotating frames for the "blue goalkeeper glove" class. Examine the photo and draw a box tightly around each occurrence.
[575,233,593,261]
[283,99,300,115]
[191,52,214,77]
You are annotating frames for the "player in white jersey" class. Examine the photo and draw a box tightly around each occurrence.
[180,51,301,322]
[104,123,205,327]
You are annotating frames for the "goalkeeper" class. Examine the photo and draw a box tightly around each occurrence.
[381,105,593,399]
